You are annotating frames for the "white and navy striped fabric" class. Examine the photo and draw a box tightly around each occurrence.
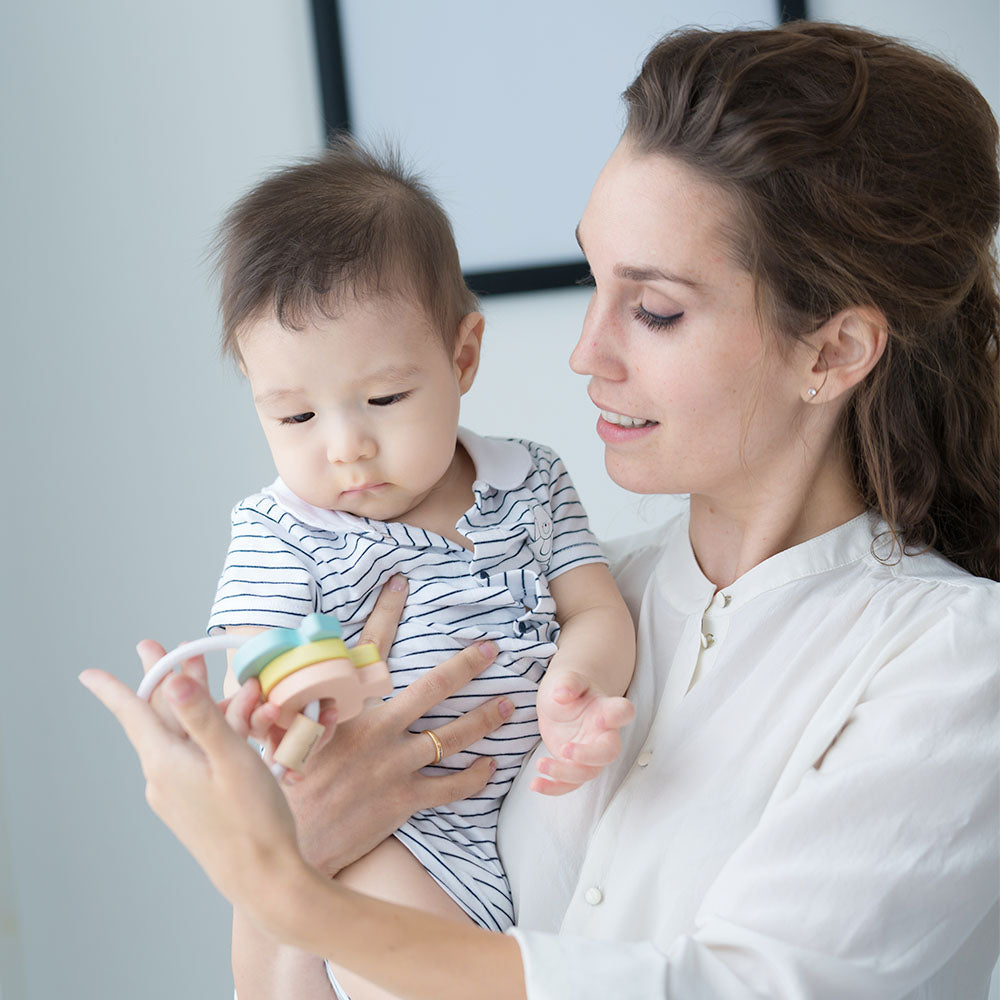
[208,428,606,931]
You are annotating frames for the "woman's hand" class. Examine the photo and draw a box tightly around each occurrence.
[136,638,282,743]
[279,577,509,876]
[80,665,305,918]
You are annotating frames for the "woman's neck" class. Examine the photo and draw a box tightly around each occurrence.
[687,445,865,589]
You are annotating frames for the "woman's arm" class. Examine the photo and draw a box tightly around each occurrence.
[227,632,512,998]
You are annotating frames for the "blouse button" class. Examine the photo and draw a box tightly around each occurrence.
[584,886,604,906]
[637,750,653,768]
[700,632,715,649]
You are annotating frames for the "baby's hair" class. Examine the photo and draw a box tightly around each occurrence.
[214,134,478,360]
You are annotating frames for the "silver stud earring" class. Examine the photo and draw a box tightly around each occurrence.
[807,388,818,398]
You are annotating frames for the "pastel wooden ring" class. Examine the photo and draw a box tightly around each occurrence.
[232,627,301,685]
[257,638,349,696]
[267,658,359,728]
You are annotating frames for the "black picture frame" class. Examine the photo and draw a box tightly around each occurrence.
[310,0,808,296]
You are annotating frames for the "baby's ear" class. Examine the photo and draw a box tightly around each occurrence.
[454,311,485,394]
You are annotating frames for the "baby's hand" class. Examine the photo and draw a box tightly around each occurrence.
[532,670,635,796]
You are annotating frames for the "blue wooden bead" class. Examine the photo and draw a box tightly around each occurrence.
[233,628,301,684]
[298,612,343,642]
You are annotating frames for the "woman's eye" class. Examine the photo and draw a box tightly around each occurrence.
[634,306,684,331]
[575,271,596,288]
[279,412,314,425]
[369,391,411,407]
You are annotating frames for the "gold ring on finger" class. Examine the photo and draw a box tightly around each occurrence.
[421,729,444,766]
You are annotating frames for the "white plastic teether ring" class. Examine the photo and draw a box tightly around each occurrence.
[137,634,251,701]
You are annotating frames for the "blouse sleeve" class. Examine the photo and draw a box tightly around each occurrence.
[207,496,320,633]
[508,591,1000,999]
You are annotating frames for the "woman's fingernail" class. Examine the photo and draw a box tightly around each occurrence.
[488,758,497,773]
[498,698,514,719]
[388,574,407,591]
[477,640,497,659]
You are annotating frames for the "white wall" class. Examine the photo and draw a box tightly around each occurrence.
[1,3,324,997]
[1,3,995,998]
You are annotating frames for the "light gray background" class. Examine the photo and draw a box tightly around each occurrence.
[1,2,996,997]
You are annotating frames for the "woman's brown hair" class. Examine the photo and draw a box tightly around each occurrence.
[624,22,999,580]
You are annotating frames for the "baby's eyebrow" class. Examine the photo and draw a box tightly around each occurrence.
[253,364,424,406]
[365,363,423,383]
[253,387,305,406]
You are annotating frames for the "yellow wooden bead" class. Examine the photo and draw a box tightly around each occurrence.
[258,638,349,697]
[348,641,382,668]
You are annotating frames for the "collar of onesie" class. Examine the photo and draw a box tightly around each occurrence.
[261,426,531,536]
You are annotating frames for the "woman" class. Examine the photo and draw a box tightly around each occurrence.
[82,21,999,1000]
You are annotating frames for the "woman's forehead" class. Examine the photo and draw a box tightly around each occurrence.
[578,146,744,286]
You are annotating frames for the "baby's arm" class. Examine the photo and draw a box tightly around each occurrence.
[534,563,636,795]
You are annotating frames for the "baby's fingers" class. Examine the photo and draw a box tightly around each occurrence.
[533,754,601,792]
[601,696,636,731]
[563,729,623,768]
[531,757,601,795]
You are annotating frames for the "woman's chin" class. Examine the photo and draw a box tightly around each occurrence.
[603,452,676,496]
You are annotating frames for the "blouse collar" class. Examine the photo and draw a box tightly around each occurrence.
[658,508,883,615]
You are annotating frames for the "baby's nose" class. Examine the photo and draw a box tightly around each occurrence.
[326,421,376,464]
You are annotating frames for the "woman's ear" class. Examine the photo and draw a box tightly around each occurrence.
[453,311,485,395]
[801,306,887,403]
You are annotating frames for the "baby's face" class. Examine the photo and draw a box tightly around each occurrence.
[240,297,472,523]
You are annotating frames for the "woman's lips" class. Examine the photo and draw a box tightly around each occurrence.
[596,414,659,443]
[593,404,659,443]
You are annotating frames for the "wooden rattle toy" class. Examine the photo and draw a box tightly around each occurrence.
[136,613,393,778]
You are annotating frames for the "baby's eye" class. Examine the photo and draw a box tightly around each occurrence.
[279,412,314,425]
[368,391,411,407]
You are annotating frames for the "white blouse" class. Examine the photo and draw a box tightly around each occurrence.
[497,509,999,999]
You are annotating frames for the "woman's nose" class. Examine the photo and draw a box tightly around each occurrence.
[569,297,627,380]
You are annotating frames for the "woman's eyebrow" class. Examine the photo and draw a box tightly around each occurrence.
[612,263,701,289]
[575,223,701,289]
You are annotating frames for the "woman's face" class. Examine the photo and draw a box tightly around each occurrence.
[571,144,807,502]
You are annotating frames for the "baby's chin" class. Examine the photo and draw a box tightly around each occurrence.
[312,489,412,522]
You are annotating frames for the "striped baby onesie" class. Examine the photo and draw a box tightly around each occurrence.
[208,427,606,931]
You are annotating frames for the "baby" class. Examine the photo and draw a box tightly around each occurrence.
[208,137,635,999]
